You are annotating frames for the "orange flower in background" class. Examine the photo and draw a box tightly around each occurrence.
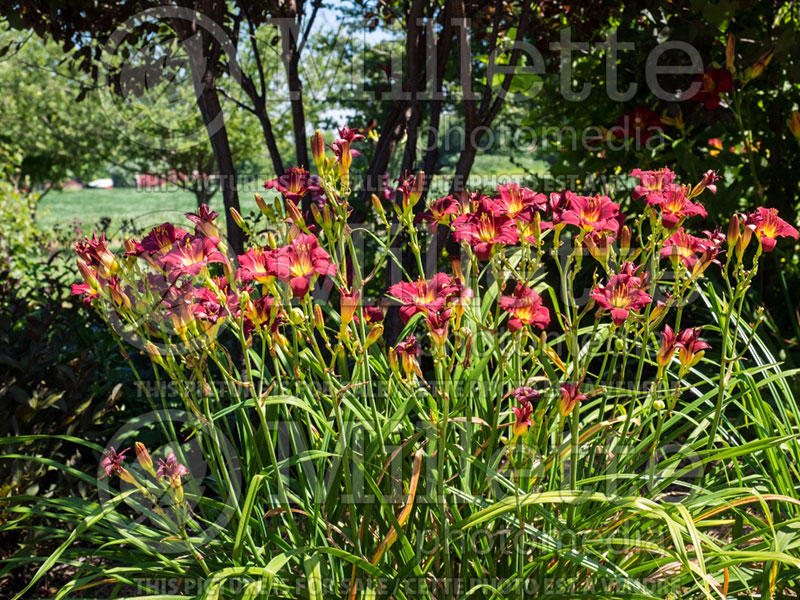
[707,138,723,157]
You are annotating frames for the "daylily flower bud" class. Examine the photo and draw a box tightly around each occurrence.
[371,194,386,221]
[620,226,631,257]
[286,199,305,228]
[322,204,333,228]
[744,48,773,82]
[788,111,800,141]
[289,307,305,325]
[230,207,245,229]
[135,442,156,476]
[340,288,361,326]
[255,193,269,215]
[311,130,325,170]
[313,304,325,332]
[388,347,400,374]
[310,204,322,226]
[727,214,740,247]
[365,323,384,348]
[736,225,752,259]
[726,34,735,71]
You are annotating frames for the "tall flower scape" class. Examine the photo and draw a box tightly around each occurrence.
[18,125,800,598]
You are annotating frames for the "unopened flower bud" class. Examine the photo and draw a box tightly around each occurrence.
[744,48,773,82]
[255,193,269,215]
[313,304,325,331]
[135,442,156,476]
[230,207,246,229]
[311,130,325,170]
[726,34,735,71]
[365,323,384,347]
[286,199,305,227]
[727,214,740,247]
[289,307,305,325]
[371,194,385,220]
[620,226,631,257]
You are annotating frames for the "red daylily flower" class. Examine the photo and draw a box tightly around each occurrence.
[744,207,799,252]
[363,305,385,324]
[688,68,733,110]
[160,236,228,277]
[156,451,189,480]
[559,383,587,417]
[647,185,707,229]
[499,282,550,332]
[451,199,519,260]
[676,327,711,368]
[426,307,452,347]
[387,272,455,324]
[629,167,676,200]
[268,233,337,298]
[615,106,662,142]
[264,167,324,206]
[511,389,537,437]
[186,204,220,237]
[243,295,284,337]
[560,192,622,235]
[661,228,711,269]
[657,325,677,369]
[237,247,278,284]
[591,273,652,326]
[490,183,546,221]
[394,334,422,378]
[131,223,189,256]
[101,446,128,476]
[75,233,119,278]
[418,195,461,231]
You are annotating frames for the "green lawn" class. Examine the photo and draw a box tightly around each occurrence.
[36,187,263,237]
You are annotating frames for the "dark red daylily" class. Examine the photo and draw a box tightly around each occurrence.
[186,204,220,238]
[499,282,550,332]
[590,273,652,326]
[264,167,323,206]
[387,272,455,323]
[75,233,118,278]
[131,223,189,256]
[156,451,189,481]
[451,199,519,260]
[101,446,128,476]
[744,207,799,252]
[615,106,662,142]
[560,192,622,235]
[647,185,707,229]
[71,259,103,306]
[243,295,284,337]
[160,236,228,277]
[511,390,536,437]
[688,68,733,110]
[629,167,676,200]
[268,233,337,298]
[426,307,452,347]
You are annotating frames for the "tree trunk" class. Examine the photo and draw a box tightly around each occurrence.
[196,82,244,255]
